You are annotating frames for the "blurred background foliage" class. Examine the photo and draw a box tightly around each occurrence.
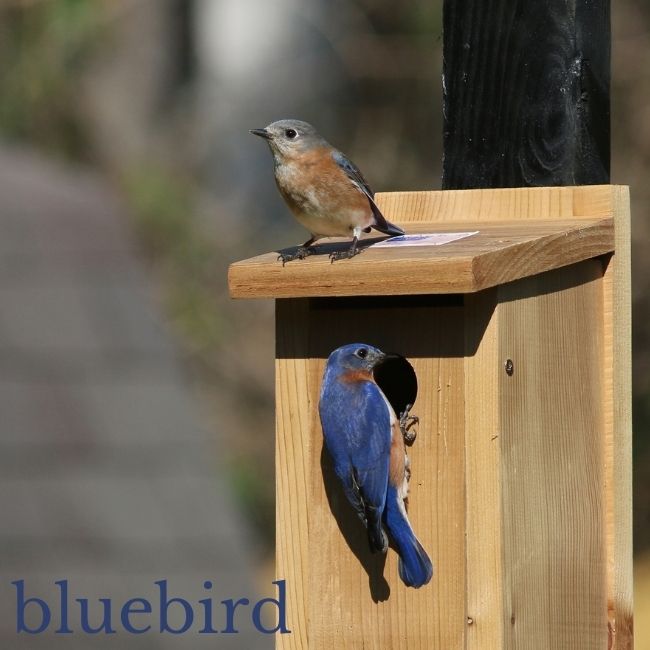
[0,0,648,638]
[0,0,101,158]
[0,0,443,553]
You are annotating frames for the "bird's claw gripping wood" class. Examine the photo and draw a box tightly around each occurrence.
[329,248,362,263]
[329,237,361,263]
[399,403,418,446]
[277,246,315,265]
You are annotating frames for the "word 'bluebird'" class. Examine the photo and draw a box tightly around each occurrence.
[250,120,404,263]
[318,343,433,589]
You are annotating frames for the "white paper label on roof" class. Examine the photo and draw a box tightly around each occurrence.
[371,231,479,248]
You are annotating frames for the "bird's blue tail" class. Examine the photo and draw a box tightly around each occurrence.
[384,485,433,588]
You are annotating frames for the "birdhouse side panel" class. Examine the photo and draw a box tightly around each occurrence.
[497,260,608,650]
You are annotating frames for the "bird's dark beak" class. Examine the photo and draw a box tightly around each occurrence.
[250,128,271,140]
[369,350,389,369]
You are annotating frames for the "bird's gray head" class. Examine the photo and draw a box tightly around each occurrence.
[250,119,328,159]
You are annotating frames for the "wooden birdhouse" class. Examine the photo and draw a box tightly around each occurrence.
[227,185,631,649]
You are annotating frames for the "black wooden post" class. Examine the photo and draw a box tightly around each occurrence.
[442,0,610,188]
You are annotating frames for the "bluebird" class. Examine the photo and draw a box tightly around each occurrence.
[250,120,404,263]
[318,343,433,589]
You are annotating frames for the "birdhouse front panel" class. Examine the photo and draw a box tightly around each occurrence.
[276,296,466,649]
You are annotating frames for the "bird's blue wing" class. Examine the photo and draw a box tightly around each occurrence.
[331,150,404,237]
[350,383,392,514]
[319,379,392,526]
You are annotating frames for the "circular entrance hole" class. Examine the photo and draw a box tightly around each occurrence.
[373,354,418,419]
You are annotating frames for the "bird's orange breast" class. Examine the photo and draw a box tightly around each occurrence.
[338,369,375,384]
[276,147,370,216]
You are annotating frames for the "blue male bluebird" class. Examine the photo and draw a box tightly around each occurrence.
[250,120,404,263]
[318,343,433,589]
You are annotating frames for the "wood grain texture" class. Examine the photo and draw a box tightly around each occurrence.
[276,299,311,650]
[229,217,613,299]
[464,290,504,649]
[375,185,617,222]
[602,186,633,649]
[278,297,466,649]
[442,0,610,188]
[498,260,608,649]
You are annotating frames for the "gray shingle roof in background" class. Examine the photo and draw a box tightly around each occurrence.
[0,147,273,649]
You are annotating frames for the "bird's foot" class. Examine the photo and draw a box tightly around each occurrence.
[277,246,315,265]
[399,403,419,445]
[329,247,361,263]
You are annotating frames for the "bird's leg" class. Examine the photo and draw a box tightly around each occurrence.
[399,403,419,446]
[277,236,316,265]
[330,227,362,262]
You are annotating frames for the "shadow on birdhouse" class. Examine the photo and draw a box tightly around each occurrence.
[274,236,386,264]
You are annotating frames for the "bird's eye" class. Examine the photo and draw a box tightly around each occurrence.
[285,128,297,139]
[356,348,368,359]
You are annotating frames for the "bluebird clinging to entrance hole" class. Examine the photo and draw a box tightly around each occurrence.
[250,120,404,264]
[318,343,433,589]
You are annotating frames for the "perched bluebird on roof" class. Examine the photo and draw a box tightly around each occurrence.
[250,120,404,263]
[318,343,433,589]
